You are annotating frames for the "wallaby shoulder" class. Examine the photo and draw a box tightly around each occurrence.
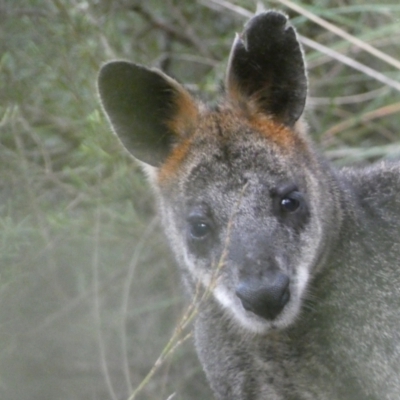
[293,160,400,399]
[339,161,400,217]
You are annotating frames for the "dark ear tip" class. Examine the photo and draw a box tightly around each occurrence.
[240,10,296,52]
[246,10,288,28]
[243,10,289,35]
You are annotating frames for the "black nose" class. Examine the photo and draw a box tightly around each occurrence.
[235,273,290,320]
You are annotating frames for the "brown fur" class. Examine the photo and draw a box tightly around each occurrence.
[158,136,194,184]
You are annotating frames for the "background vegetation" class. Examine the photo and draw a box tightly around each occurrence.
[1,0,399,399]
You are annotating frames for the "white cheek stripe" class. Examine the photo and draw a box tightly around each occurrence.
[214,285,273,333]
[182,247,270,332]
[182,248,212,287]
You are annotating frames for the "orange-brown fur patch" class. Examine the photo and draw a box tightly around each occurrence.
[226,79,243,109]
[226,88,305,151]
[157,82,199,184]
[165,86,199,137]
[248,113,302,151]
[157,105,305,185]
[157,136,193,184]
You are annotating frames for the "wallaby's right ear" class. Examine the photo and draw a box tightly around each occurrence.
[98,61,198,167]
[226,11,307,127]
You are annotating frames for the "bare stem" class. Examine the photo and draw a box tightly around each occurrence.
[127,183,248,400]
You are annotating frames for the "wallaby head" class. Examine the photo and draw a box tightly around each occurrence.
[98,11,341,333]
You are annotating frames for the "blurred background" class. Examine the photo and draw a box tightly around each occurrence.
[1,0,399,399]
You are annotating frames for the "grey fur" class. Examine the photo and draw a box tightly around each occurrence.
[98,10,400,400]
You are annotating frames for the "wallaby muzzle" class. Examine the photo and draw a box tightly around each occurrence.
[236,272,290,320]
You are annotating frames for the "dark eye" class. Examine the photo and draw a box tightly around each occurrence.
[189,220,211,239]
[280,192,302,213]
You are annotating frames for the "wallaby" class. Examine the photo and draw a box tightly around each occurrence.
[97,10,400,400]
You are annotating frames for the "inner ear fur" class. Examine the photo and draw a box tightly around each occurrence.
[98,61,198,167]
[226,11,307,127]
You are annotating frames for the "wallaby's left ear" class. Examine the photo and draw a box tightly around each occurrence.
[226,11,307,127]
[98,61,198,167]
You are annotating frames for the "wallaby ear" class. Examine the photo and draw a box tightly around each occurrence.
[98,61,198,167]
[226,11,307,127]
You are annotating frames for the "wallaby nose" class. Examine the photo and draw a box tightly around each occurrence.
[235,273,290,320]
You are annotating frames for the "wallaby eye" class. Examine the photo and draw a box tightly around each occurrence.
[187,205,214,241]
[280,194,301,213]
[273,186,309,232]
[189,220,211,239]
[272,184,304,216]
[186,205,218,256]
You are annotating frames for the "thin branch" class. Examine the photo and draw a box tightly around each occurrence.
[0,6,48,18]
[127,332,193,400]
[130,3,213,58]
[322,102,400,140]
[169,53,219,67]
[167,0,216,59]
[198,0,252,18]
[92,202,118,400]
[300,36,400,92]
[326,143,400,163]
[13,108,67,301]
[308,87,389,106]
[120,217,159,394]
[274,0,400,71]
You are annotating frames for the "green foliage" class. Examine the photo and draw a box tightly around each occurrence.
[1,1,399,399]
